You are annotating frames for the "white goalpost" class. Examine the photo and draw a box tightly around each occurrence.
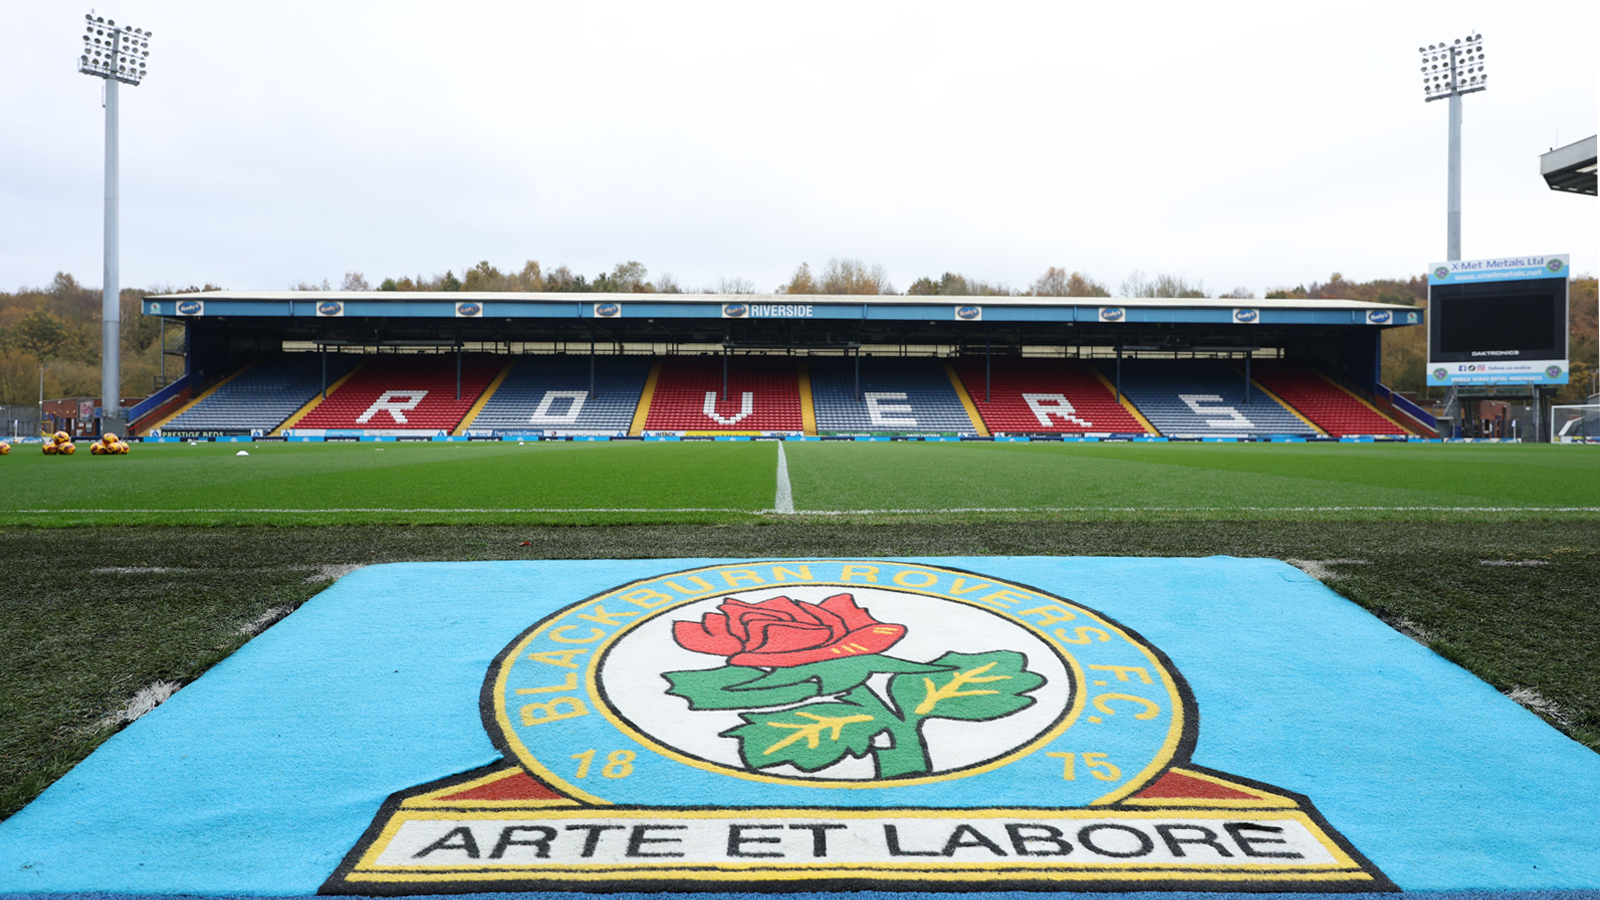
[1551,404,1600,442]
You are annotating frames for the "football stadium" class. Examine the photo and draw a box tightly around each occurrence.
[2,5,1598,900]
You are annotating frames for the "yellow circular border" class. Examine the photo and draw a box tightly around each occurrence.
[492,560,1185,805]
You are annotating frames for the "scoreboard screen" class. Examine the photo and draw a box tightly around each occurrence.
[1427,256,1569,386]
[1431,278,1565,360]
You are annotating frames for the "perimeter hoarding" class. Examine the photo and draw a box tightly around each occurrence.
[1426,254,1570,386]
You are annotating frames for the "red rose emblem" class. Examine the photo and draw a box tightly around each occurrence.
[672,593,906,667]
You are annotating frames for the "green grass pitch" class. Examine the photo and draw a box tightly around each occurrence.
[1,440,1596,819]
[0,440,1596,525]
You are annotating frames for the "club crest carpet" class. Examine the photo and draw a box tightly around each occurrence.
[0,557,1596,899]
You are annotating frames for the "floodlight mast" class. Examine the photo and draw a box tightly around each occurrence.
[1420,34,1486,262]
[78,12,151,435]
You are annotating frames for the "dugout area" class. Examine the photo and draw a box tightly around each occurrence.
[128,291,1435,440]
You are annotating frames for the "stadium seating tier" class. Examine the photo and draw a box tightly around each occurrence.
[1106,359,1315,437]
[809,357,978,433]
[296,354,503,431]
[164,354,361,433]
[644,357,802,432]
[955,359,1146,434]
[468,356,652,433]
[1249,362,1408,437]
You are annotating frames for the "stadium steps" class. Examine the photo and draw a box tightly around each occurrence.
[628,361,663,436]
[797,361,818,436]
[642,356,803,433]
[808,357,983,434]
[162,354,363,434]
[130,377,206,436]
[1371,385,1436,437]
[463,356,654,434]
[1249,362,1409,437]
[452,360,515,434]
[272,359,369,434]
[954,358,1151,434]
[1108,360,1316,437]
[146,359,262,433]
[291,354,504,432]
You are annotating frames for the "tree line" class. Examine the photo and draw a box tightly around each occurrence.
[1,264,1594,406]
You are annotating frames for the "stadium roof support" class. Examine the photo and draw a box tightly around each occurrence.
[1540,136,1597,196]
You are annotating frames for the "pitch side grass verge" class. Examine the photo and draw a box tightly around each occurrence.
[1,521,1595,823]
[2,441,1598,525]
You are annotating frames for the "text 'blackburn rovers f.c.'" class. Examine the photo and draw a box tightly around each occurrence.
[324,560,1391,894]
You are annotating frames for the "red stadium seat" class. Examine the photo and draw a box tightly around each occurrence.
[644,357,802,432]
[297,354,502,431]
[1250,362,1409,437]
[954,359,1148,434]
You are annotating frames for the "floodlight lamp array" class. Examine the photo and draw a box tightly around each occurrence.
[78,13,151,86]
[1419,33,1485,101]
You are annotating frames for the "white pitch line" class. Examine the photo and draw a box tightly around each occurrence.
[8,507,755,514]
[774,442,794,514]
[785,506,1600,514]
[9,505,1600,515]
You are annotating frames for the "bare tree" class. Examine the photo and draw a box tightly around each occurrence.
[714,276,756,294]
[339,272,371,291]
[908,272,1013,296]
[655,273,683,294]
[819,258,893,295]
[1220,286,1255,299]
[289,279,331,291]
[1121,270,1205,298]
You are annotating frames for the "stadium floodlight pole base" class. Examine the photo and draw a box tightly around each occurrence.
[101,76,123,433]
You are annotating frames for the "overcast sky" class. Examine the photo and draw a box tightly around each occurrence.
[2,1,1594,297]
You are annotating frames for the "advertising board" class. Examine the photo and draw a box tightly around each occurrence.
[1426,254,1568,386]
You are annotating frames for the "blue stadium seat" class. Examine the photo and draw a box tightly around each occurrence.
[809,357,977,434]
[1105,360,1316,437]
[469,356,652,433]
[164,354,360,432]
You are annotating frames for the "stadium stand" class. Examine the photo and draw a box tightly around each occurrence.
[643,356,802,432]
[466,355,653,434]
[954,358,1148,434]
[161,354,361,434]
[1248,361,1410,437]
[1108,359,1316,437]
[809,357,979,434]
[293,353,503,432]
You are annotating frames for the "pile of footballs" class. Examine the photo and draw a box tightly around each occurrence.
[89,432,131,455]
[27,430,131,456]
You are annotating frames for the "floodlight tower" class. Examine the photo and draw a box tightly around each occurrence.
[1419,34,1487,262]
[78,12,151,435]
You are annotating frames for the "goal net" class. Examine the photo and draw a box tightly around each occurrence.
[1551,404,1600,442]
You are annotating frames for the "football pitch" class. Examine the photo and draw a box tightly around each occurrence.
[1,440,1597,822]
[2,439,1597,525]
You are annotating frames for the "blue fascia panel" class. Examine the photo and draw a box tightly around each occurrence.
[485,302,586,319]
[980,306,1076,322]
[864,304,941,320]
[1256,309,1367,326]
[1123,308,1228,323]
